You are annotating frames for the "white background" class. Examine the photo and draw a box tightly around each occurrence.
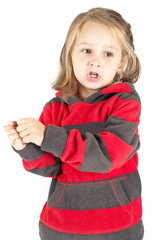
[0,0,162,239]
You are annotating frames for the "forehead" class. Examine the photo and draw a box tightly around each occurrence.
[76,21,120,49]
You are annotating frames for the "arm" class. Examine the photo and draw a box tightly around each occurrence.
[20,108,61,177]
[41,92,141,173]
[13,143,61,178]
[4,106,61,178]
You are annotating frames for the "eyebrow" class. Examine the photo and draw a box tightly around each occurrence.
[79,42,117,50]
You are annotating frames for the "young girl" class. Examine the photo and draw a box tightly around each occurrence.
[4,8,144,240]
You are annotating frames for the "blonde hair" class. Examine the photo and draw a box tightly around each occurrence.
[52,8,141,98]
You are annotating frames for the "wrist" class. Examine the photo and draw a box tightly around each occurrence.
[39,126,46,146]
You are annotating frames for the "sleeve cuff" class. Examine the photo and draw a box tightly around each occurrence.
[13,143,45,161]
[41,124,68,157]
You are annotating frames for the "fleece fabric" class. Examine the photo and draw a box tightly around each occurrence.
[16,82,144,240]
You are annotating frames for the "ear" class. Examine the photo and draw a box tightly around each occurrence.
[117,55,129,74]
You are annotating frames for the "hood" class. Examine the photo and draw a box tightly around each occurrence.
[55,82,138,106]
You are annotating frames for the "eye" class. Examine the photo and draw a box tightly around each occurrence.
[82,49,92,54]
[104,52,113,57]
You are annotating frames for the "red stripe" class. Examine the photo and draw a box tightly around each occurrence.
[44,97,140,127]
[23,153,55,170]
[40,197,142,234]
[61,129,86,169]
[68,97,117,123]
[43,87,139,126]
[112,98,140,124]
[102,82,132,95]
[135,128,139,136]
[100,132,133,171]
[56,91,62,97]
[58,156,138,183]
[45,101,69,127]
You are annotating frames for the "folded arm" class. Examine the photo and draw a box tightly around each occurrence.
[41,92,141,173]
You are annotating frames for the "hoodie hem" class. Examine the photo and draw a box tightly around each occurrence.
[39,220,144,240]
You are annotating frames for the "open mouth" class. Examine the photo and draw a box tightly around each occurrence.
[87,71,101,82]
[89,71,99,78]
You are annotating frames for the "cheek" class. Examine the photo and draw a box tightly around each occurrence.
[72,57,85,75]
[104,59,120,73]
[104,64,118,76]
[102,65,119,81]
[72,56,78,74]
[72,62,83,80]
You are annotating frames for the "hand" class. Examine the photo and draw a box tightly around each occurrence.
[16,118,46,146]
[3,121,27,150]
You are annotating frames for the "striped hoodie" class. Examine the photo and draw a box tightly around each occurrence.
[16,82,144,240]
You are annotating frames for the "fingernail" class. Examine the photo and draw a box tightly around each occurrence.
[8,121,17,126]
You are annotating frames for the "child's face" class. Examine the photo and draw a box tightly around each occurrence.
[71,21,126,100]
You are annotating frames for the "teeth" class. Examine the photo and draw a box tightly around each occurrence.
[90,72,98,78]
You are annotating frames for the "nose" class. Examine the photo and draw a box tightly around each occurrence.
[90,62,101,68]
[89,57,101,68]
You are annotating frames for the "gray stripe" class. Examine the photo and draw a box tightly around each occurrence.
[39,220,144,240]
[84,91,115,104]
[13,143,45,161]
[127,141,140,160]
[79,133,112,173]
[78,116,139,172]
[63,122,106,134]
[28,161,60,177]
[45,83,140,107]
[61,83,140,106]
[47,178,58,201]
[104,115,138,145]
[126,82,141,106]
[62,91,116,106]
[116,91,141,107]
[79,131,139,173]
[62,95,81,105]
[64,116,138,147]
[48,183,64,207]
[48,171,142,210]
[45,97,61,107]
[41,124,68,157]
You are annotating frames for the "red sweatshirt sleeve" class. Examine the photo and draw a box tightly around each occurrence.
[14,106,61,178]
[41,92,141,173]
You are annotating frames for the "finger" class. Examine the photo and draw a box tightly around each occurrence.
[3,125,17,131]
[22,135,31,143]
[7,121,18,126]
[4,128,18,135]
[17,121,34,132]
[3,122,18,130]
[17,118,35,125]
[16,123,29,132]
[14,138,27,151]
[9,132,20,146]
[19,129,30,138]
